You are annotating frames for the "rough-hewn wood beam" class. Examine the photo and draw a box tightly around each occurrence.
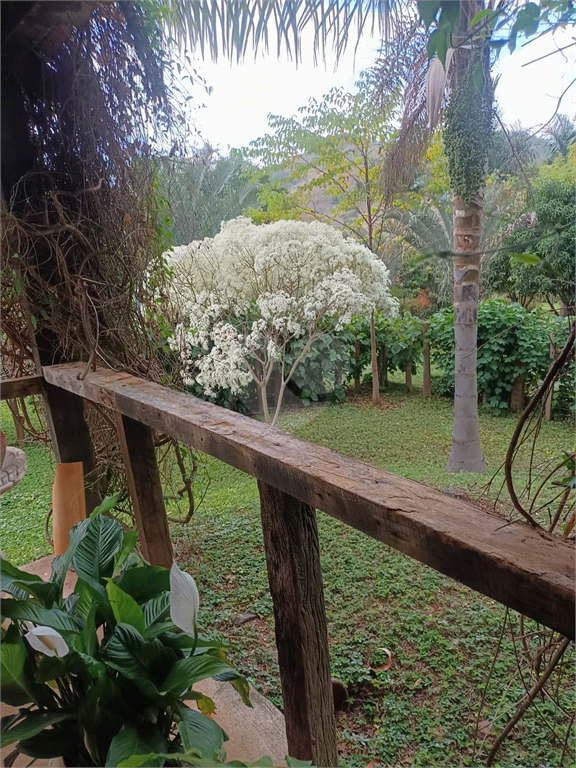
[42,363,575,639]
[1,375,44,400]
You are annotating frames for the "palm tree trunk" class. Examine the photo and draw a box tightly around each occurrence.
[446,199,486,472]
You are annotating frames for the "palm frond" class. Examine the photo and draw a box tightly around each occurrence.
[160,0,397,63]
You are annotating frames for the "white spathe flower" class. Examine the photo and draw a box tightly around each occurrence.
[25,626,69,657]
[170,563,200,636]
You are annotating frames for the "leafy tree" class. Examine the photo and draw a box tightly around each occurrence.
[484,180,576,311]
[544,114,576,159]
[167,217,397,425]
[245,85,397,405]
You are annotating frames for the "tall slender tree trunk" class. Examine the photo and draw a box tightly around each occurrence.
[446,199,486,472]
[370,311,380,405]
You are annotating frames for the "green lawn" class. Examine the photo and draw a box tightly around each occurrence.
[1,394,574,767]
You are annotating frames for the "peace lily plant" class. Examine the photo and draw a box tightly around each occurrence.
[1,497,308,767]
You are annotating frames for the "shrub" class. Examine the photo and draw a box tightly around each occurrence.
[428,300,555,411]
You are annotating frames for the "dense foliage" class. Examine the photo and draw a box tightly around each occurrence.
[483,180,576,307]
[428,300,573,412]
[0,499,250,767]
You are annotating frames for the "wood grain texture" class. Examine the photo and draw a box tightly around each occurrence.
[258,481,337,766]
[116,413,173,568]
[43,382,101,513]
[42,363,575,639]
[0,375,44,400]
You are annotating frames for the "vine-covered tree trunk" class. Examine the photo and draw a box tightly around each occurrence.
[445,0,489,473]
[446,200,486,472]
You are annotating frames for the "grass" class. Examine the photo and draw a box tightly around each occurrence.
[1,392,574,767]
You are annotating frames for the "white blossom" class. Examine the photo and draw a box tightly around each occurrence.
[170,564,200,636]
[164,217,398,423]
[25,626,69,657]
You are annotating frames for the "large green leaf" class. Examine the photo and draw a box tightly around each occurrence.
[106,581,146,634]
[142,593,170,629]
[50,519,90,595]
[113,530,139,573]
[1,559,46,602]
[74,576,113,625]
[102,623,177,688]
[177,703,227,760]
[105,724,167,768]
[160,655,237,696]
[114,565,170,602]
[72,515,123,588]
[1,710,72,748]
[1,643,32,705]
[1,601,82,633]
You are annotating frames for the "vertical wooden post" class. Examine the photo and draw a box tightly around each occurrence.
[422,322,431,397]
[258,481,338,767]
[43,382,101,513]
[116,413,173,568]
[545,340,556,421]
[510,376,526,413]
[405,356,413,392]
[6,399,25,446]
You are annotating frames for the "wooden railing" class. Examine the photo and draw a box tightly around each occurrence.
[2,365,574,766]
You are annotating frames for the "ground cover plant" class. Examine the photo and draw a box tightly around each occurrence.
[1,393,574,767]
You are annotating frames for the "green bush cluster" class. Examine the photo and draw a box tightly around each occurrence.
[428,299,573,413]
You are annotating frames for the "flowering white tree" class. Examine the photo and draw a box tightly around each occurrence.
[167,217,397,425]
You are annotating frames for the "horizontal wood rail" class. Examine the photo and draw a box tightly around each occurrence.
[41,363,574,641]
[0,374,44,400]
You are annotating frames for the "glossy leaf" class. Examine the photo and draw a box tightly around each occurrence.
[105,724,167,768]
[161,655,237,696]
[115,565,170,602]
[1,601,81,633]
[106,580,146,634]
[1,710,71,749]
[72,515,123,588]
[177,703,226,759]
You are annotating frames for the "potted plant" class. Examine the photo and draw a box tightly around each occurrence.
[1,496,303,767]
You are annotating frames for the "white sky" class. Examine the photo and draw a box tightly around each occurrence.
[183,28,576,153]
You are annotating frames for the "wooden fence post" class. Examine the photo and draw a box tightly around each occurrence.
[6,399,25,446]
[422,322,431,397]
[258,481,338,767]
[116,413,173,568]
[405,354,413,392]
[43,382,101,513]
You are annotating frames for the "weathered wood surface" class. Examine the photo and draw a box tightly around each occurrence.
[43,383,101,514]
[0,375,44,400]
[42,363,575,639]
[258,481,337,766]
[116,413,173,568]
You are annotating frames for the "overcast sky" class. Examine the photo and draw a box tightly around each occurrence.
[183,27,576,153]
